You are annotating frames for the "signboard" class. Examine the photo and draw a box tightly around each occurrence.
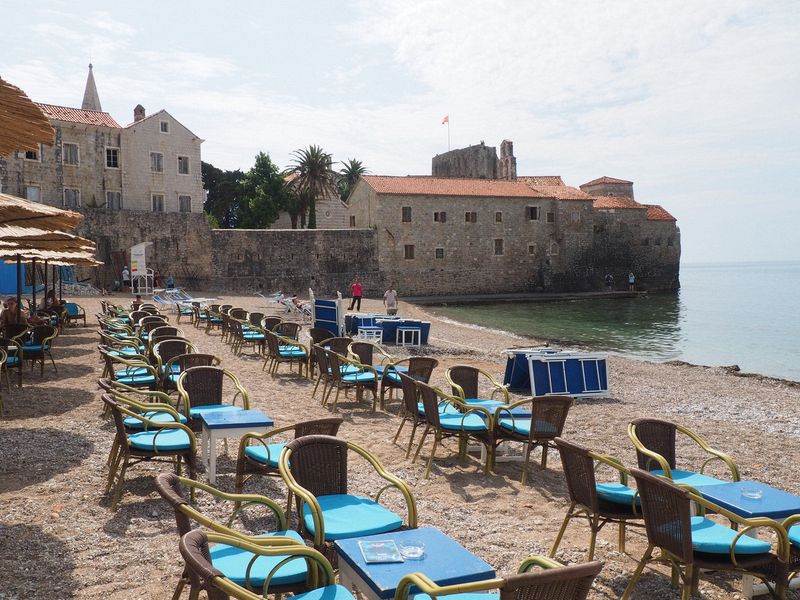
[130,242,151,277]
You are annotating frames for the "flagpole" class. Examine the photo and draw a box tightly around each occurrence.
[447,118,450,151]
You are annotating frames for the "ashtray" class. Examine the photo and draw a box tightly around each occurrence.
[398,540,426,560]
[741,487,763,500]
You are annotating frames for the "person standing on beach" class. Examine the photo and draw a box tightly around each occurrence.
[604,273,614,291]
[384,283,399,316]
[348,278,363,311]
[121,266,130,290]
[628,272,635,292]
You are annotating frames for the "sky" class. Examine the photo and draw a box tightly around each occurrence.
[1,0,798,264]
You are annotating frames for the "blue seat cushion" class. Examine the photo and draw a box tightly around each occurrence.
[303,494,403,541]
[116,373,157,385]
[788,526,800,548]
[188,404,241,418]
[196,314,209,320]
[342,372,376,383]
[210,529,307,587]
[244,442,286,468]
[128,428,192,451]
[5,355,20,366]
[123,411,188,429]
[464,398,506,411]
[438,412,489,432]
[690,516,771,554]
[383,371,401,384]
[417,402,460,416]
[179,309,194,315]
[209,317,223,323]
[110,347,145,357]
[651,469,727,487]
[498,418,559,436]
[244,332,265,340]
[596,482,639,506]
[293,585,356,600]
[279,345,306,355]
[22,344,44,352]
[115,366,152,378]
[415,594,498,600]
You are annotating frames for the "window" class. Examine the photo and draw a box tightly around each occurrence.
[401,206,412,222]
[62,142,79,166]
[465,211,477,223]
[106,191,122,210]
[106,147,120,168]
[160,120,169,133]
[151,194,165,212]
[150,152,164,172]
[549,242,559,256]
[494,239,504,255]
[178,195,192,213]
[495,211,502,223]
[528,243,537,255]
[404,244,415,259]
[25,185,41,203]
[23,146,40,161]
[571,211,580,223]
[177,155,190,175]
[667,237,674,247]
[642,238,650,246]
[655,237,662,246]
[433,211,447,223]
[546,211,555,223]
[435,247,445,259]
[526,206,540,221]
[63,188,80,208]
[349,215,356,227]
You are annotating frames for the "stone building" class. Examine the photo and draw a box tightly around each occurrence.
[270,174,350,229]
[0,65,204,213]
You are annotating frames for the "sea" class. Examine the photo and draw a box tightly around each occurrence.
[429,261,800,382]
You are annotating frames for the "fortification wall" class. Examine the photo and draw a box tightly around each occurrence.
[432,143,497,179]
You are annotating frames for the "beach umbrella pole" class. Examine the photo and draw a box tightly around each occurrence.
[31,257,36,312]
[43,259,48,307]
[15,254,22,387]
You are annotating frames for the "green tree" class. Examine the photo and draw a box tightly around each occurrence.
[338,158,368,202]
[202,161,245,228]
[238,152,289,228]
[288,145,339,229]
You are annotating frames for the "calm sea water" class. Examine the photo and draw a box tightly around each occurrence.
[429,262,800,382]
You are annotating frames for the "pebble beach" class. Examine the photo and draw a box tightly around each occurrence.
[2,293,799,599]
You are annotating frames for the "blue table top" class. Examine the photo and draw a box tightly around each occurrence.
[695,480,800,520]
[334,527,495,600]
[200,409,274,429]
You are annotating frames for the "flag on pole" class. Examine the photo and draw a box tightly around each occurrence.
[441,115,449,124]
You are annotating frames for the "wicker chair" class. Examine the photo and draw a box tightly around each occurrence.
[279,435,417,563]
[446,365,510,411]
[412,380,496,478]
[177,366,250,431]
[308,327,333,345]
[628,418,740,486]
[622,468,788,600]
[101,394,197,511]
[99,348,159,389]
[247,312,265,327]
[235,417,343,494]
[274,321,301,340]
[179,528,353,600]
[494,396,573,482]
[395,556,603,600]
[322,350,378,411]
[550,438,644,561]
[21,324,58,375]
[156,473,312,598]
[63,302,86,327]
[263,330,309,378]
[393,371,447,458]
[380,356,439,407]
[260,316,281,331]
[152,340,196,386]
[175,303,195,324]
[326,336,353,356]
[310,344,333,400]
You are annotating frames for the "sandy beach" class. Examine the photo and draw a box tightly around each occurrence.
[2,293,799,599]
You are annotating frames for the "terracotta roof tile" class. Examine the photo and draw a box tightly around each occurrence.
[362,176,550,198]
[518,176,565,186]
[644,204,676,221]
[529,184,592,201]
[581,175,633,187]
[592,195,644,210]
[35,103,121,128]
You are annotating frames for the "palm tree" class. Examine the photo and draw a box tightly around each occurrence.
[339,158,368,202]
[288,145,338,229]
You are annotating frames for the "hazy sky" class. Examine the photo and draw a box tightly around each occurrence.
[2,1,798,263]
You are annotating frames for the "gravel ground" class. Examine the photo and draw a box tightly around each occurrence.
[1,292,799,599]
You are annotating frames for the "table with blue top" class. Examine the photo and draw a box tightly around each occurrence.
[200,409,274,484]
[335,527,495,600]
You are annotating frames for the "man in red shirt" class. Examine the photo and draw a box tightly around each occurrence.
[348,279,363,311]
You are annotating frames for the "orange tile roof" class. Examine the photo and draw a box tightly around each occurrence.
[529,184,592,201]
[581,175,633,186]
[592,195,644,209]
[518,176,565,186]
[644,204,676,221]
[36,103,121,128]
[362,176,550,198]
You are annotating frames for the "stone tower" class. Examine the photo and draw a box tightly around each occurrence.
[497,139,517,180]
[81,63,102,111]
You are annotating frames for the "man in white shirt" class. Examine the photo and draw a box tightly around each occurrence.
[383,284,398,315]
[121,266,130,289]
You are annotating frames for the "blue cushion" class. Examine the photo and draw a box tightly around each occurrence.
[652,469,727,487]
[188,405,241,418]
[110,347,144,357]
[128,428,192,451]
[417,402,460,416]
[438,412,489,432]
[596,482,639,506]
[342,372,376,383]
[293,586,356,600]
[209,317,223,323]
[498,418,559,436]
[196,314,209,320]
[123,411,188,429]
[5,355,20,366]
[690,516,771,554]
[65,304,80,316]
[210,529,307,588]
[244,332,265,340]
[244,442,286,468]
[383,372,401,384]
[116,374,157,385]
[788,526,800,548]
[302,494,403,540]
[179,309,194,315]
[22,344,44,352]
[463,398,506,411]
[415,594,498,600]
[114,366,151,378]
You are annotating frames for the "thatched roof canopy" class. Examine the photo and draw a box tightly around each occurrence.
[0,192,83,230]
[0,226,96,253]
[0,78,55,156]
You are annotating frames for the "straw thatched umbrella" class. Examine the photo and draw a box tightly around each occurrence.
[0,78,55,156]
[0,192,82,230]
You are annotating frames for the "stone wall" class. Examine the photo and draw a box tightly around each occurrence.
[432,143,498,179]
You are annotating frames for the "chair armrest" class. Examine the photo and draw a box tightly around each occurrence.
[278,448,326,545]
[276,336,308,354]
[118,407,197,453]
[677,423,740,481]
[237,425,296,462]
[517,555,567,572]
[627,422,673,477]
[394,572,503,600]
